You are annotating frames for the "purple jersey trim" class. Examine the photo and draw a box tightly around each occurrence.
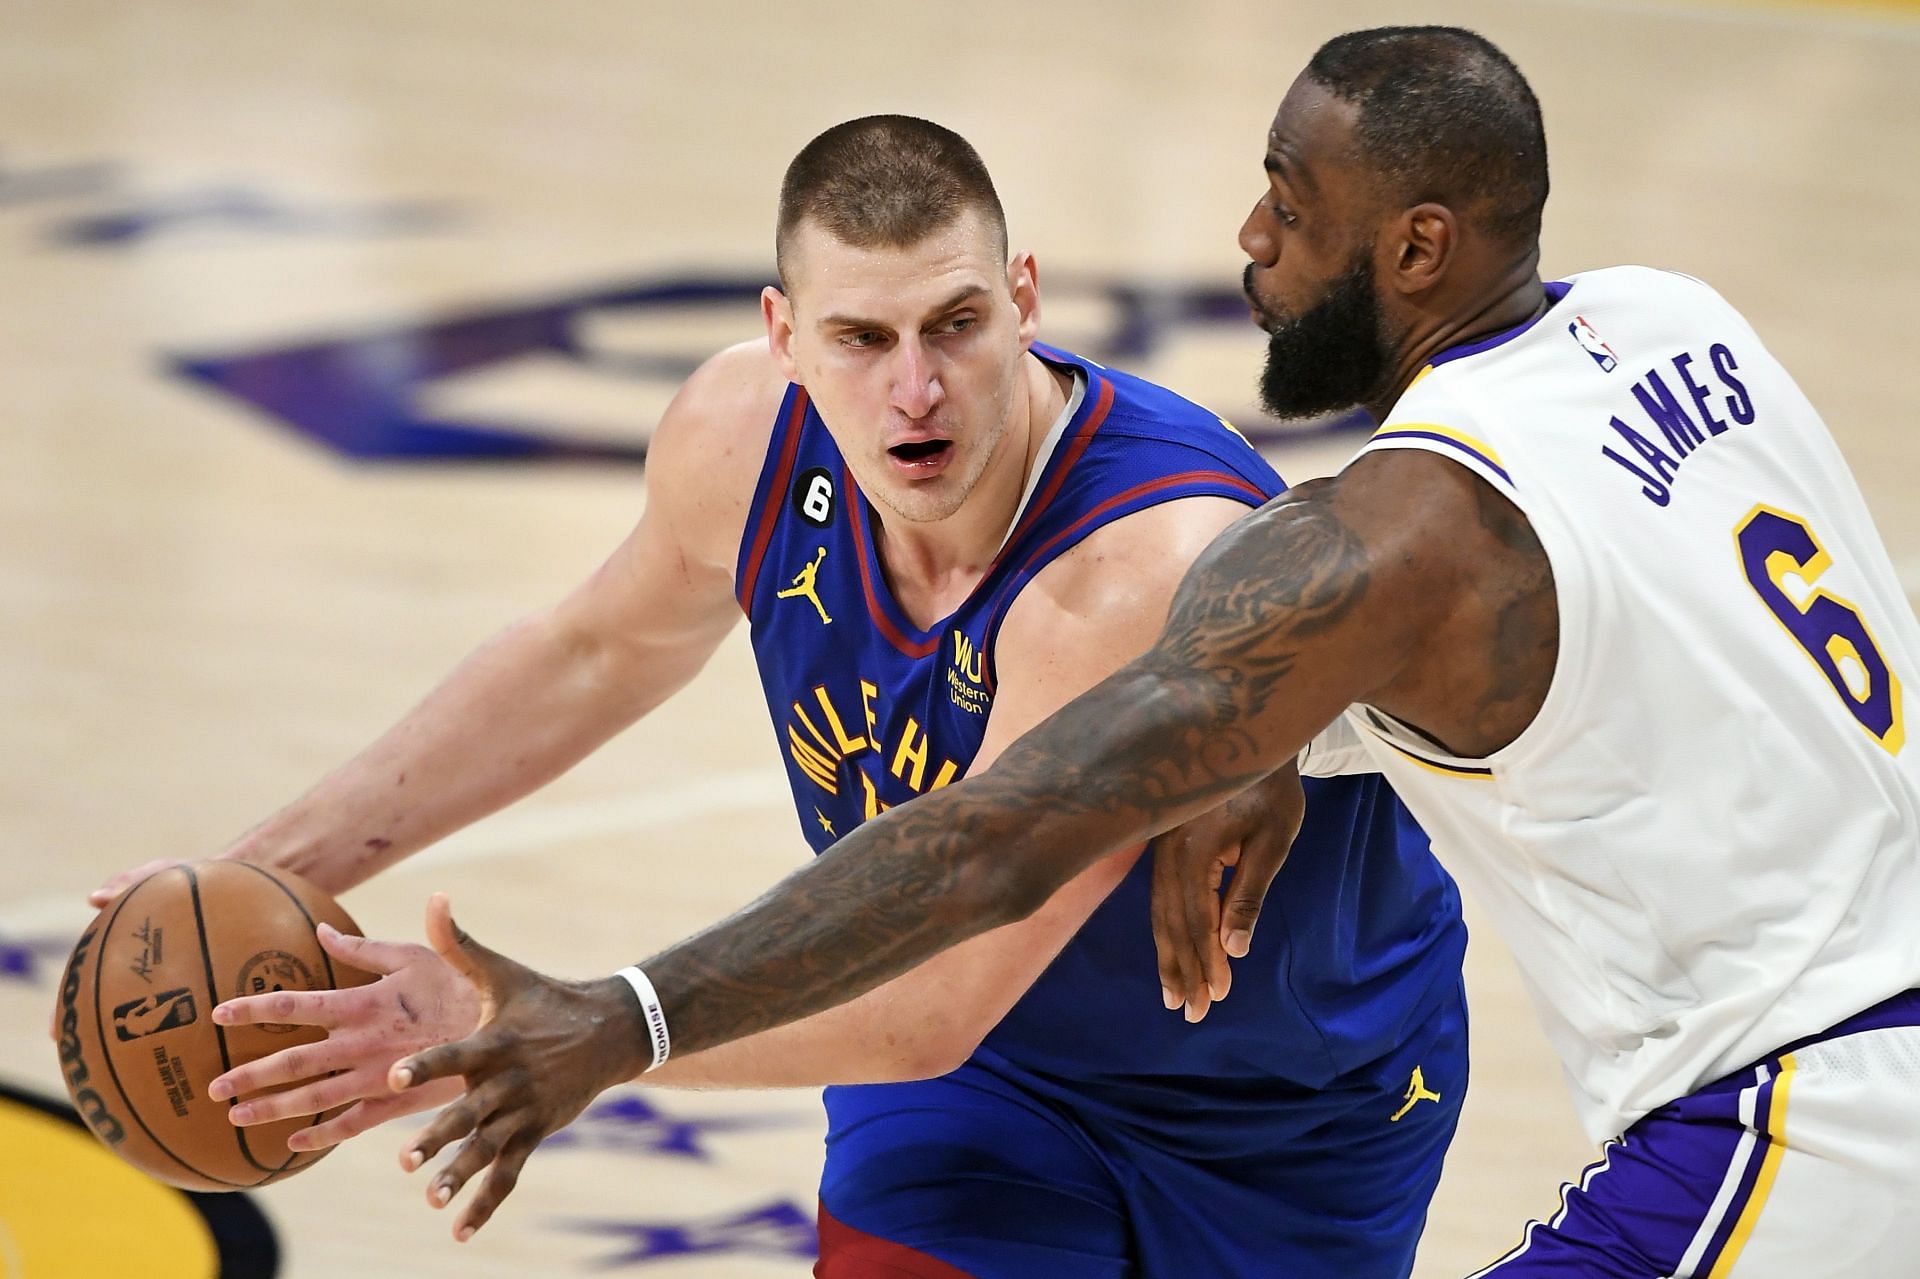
[1426,280,1573,369]
[1369,428,1515,487]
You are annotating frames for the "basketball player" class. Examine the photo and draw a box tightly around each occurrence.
[388,28,1920,1277]
[91,118,1469,1275]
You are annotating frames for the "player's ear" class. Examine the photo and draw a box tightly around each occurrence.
[763,286,800,382]
[1388,204,1456,296]
[1009,251,1041,349]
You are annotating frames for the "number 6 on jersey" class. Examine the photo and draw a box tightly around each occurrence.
[1736,504,1906,754]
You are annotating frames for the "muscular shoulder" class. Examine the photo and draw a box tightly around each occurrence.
[1331,447,1539,583]
[1293,448,1554,752]
[998,495,1258,670]
[644,340,791,574]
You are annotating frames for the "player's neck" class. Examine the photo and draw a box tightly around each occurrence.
[1368,250,1546,421]
[872,354,1069,624]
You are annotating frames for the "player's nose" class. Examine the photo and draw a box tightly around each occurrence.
[888,338,942,419]
[1239,200,1276,266]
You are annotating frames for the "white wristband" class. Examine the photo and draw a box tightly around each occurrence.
[614,965,671,1072]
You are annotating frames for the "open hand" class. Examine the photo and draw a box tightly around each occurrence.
[207,922,480,1151]
[388,894,649,1241]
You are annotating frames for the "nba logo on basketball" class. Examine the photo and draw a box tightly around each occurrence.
[112,988,198,1042]
[1569,315,1619,371]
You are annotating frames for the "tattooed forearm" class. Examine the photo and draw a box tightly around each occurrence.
[640,478,1381,1059]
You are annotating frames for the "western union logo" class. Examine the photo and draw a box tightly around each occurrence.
[947,630,989,715]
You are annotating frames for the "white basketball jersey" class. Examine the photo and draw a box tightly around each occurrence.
[1338,265,1920,1141]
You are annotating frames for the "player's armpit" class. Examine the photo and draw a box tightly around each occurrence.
[1298,713,1380,777]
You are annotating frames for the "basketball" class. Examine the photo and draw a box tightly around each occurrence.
[53,861,375,1191]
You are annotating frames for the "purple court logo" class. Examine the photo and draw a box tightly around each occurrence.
[169,273,1372,465]
[0,934,77,986]
[556,1200,817,1267]
[543,1090,809,1162]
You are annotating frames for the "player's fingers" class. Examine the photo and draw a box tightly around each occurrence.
[390,1025,498,1094]
[1199,843,1237,1005]
[288,1078,463,1152]
[1151,828,1220,1012]
[229,1067,382,1127]
[1221,827,1291,960]
[213,986,352,1031]
[400,1070,516,1170]
[87,859,180,908]
[1170,873,1210,1014]
[451,1129,541,1241]
[423,893,520,997]
[1180,842,1230,1007]
[423,1103,521,1211]
[317,921,420,976]
[1175,979,1205,1021]
[1176,897,1217,1023]
[1149,838,1191,1009]
[210,1035,361,1101]
[1201,939,1232,1010]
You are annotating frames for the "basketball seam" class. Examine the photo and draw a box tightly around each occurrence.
[228,861,339,1171]
[197,864,303,1180]
[94,867,257,1190]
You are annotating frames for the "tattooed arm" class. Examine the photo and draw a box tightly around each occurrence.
[385,449,1524,1238]
[638,462,1433,1051]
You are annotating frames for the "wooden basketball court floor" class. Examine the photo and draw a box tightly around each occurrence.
[3,1,1916,1274]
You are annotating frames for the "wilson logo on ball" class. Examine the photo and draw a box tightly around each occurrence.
[57,925,128,1148]
[112,988,198,1042]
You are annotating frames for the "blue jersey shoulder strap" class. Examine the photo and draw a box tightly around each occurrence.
[970,344,1281,688]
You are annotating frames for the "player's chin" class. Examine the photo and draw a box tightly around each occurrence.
[873,464,970,521]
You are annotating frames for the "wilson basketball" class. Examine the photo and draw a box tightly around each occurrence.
[53,861,375,1191]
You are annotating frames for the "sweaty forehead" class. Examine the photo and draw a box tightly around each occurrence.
[787,220,1005,320]
[788,209,1002,288]
[1266,76,1360,193]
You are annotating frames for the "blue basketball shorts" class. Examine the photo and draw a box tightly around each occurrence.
[814,989,1467,1279]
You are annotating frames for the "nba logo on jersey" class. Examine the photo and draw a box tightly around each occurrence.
[1569,315,1619,371]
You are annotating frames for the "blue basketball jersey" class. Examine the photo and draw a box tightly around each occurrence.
[735,344,1466,1154]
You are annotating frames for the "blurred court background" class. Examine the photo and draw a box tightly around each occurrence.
[4,0,1917,1274]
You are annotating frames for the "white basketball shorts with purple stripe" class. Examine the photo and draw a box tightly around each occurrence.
[1471,989,1920,1277]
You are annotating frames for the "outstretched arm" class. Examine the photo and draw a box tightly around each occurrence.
[390,454,1477,1239]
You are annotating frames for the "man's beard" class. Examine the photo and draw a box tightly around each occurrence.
[1252,251,1392,420]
